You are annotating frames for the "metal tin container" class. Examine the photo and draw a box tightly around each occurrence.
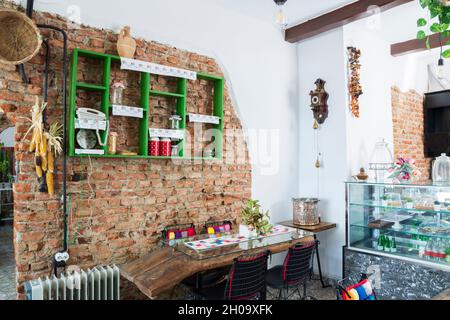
[292,198,320,226]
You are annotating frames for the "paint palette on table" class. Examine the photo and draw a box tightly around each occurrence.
[184,225,296,251]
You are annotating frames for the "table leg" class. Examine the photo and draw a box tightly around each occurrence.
[313,235,331,288]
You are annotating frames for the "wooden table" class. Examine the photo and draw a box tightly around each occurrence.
[120,234,315,299]
[279,221,336,233]
[279,221,337,288]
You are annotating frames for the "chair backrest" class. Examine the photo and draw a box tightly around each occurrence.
[204,220,232,236]
[224,251,270,300]
[282,241,316,286]
[161,223,196,245]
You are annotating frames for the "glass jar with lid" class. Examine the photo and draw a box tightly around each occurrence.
[369,138,393,182]
[432,153,450,185]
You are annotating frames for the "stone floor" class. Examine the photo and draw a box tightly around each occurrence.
[0,224,16,300]
[167,277,337,300]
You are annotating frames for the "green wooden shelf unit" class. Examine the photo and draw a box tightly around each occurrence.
[68,48,224,160]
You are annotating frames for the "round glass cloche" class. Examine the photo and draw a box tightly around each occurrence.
[432,153,450,185]
[369,138,393,182]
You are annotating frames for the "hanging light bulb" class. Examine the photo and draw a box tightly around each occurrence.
[437,34,445,79]
[438,57,445,79]
[274,0,288,29]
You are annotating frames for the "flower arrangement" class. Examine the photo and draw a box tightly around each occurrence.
[241,199,273,236]
[388,157,421,182]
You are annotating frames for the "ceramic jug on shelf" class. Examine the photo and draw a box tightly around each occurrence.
[117,26,136,59]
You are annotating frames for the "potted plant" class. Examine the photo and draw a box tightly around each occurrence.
[240,199,273,237]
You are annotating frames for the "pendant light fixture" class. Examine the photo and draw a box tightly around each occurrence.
[274,0,288,29]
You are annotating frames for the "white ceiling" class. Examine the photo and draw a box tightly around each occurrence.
[211,0,357,27]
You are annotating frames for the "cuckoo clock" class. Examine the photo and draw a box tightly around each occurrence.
[309,79,329,125]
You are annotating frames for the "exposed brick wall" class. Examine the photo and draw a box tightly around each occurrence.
[391,86,431,181]
[0,5,251,299]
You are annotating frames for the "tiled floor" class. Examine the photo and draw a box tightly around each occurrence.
[0,224,16,300]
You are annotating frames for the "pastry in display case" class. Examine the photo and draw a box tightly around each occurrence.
[346,182,450,270]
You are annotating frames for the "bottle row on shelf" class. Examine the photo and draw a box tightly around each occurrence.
[373,234,450,263]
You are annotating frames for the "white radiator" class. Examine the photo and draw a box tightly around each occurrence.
[25,265,120,300]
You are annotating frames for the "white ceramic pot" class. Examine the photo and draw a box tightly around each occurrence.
[239,224,257,238]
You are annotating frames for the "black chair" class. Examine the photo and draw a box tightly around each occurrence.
[199,251,270,300]
[266,241,317,300]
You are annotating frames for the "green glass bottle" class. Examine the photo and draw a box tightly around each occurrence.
[377,235,384,251]
[384,236,391,252]
[391,236,397,253]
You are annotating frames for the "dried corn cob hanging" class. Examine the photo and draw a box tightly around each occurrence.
[44,123,63,196]
[21,98,62,195]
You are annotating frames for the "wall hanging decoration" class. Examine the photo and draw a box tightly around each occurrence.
[21,98,62,196]
[117,26,136,59]
[309,79,326,193]
[0,8,42,65]
[347,47,363,118]
[309,78,329,125]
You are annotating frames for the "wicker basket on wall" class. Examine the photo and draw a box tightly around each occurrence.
[0,9,42,65]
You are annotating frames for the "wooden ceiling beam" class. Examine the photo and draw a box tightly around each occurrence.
[285,0,413,43]
[391,33,450,56]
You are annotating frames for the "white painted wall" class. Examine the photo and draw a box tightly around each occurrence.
[344,18,395,178]
[298,28,348,279]
[295,1,450,279]
[0,127,15,148]
[15,0,300,223]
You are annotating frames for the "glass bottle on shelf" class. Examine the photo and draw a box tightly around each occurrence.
[425,239,433,260]
[111,82,125,105]
[437,239,446,262]
[391,236,397,253]
[384,236,391,252]
[377,235,384,251]
[446,242,450,263]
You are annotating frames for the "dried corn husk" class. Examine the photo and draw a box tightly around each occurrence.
[46,172,54,196]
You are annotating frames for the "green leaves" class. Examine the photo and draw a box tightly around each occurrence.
[417,30,427,40]
[417,18,427,27]
[419,0,430,9]
[443,49,450,58]
[417,0,450,58]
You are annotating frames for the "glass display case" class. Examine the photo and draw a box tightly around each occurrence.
[346,182,450,271]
